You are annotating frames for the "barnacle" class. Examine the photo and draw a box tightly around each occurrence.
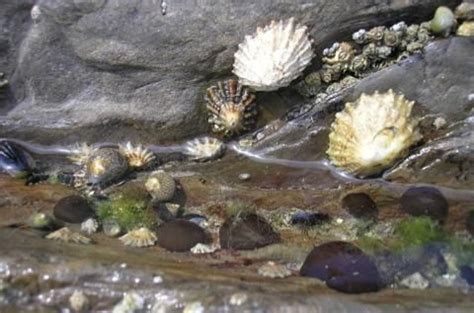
[327,90,421,177]
[46,227,92,244]
[205,79,257,137]
[183,137,226,161]
[233,17,314,91]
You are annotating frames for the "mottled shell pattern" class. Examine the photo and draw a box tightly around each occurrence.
[145,170,176,201]
[85,148,129,186]
[46,227,92,244]
[233,17,314,91]
[183,137,226,161]
[119,227,157,247]
[118,142,155,169]
[327,90,421,177]
[205,79,257,137]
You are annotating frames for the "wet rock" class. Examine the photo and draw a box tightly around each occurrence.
[342,193,378,220]
[0,0,459,143]
[399,187,449,222]
[467,210,474,235]
[156,219,210,252]
[460,265,474,285]
[300,241,381,293]
[219,213,280,250]
[53,195,94,224]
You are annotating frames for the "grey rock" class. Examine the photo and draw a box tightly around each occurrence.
[0,0,459,144]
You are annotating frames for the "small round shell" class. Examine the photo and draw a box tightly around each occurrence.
[118,142,155,169]
[257,261,292,278]
[46,227,92,244]
[327,90,421,177]
[184,137,226,161]
[145,170,176,201]
[233,18,314,91]
[85,148,129,187]
[205,79,257,137]
[119,227,157,247]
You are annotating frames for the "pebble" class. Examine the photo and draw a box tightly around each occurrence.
[238,173,251,181]
[156,219,210,252]
[400,187,449,222]
[53,195,95,224]
[69,290,89,312]
[219,213,280,250]
[300,241,381,293]
[112,292,144,313]
[342,193,378,220]
[229,292,248,306]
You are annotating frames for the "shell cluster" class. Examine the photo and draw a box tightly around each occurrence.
[205,79,257,138]
[233,18,314,91]
[119,227,157,247]
[46,227,92,244]
[184,137,226,161]
[327,90,421,177]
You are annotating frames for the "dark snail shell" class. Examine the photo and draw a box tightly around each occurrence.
[0,141,36,177]
[205,79,257,138]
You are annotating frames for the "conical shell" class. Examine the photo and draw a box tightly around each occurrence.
[184,137,226,161]
[233,18,314,91]
[118,142,155,169]
[119,227,157,247]
[327,90,421,177]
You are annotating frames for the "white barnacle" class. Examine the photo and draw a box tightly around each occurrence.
[184,137,226,162]
[118,142,155,169]
[233,18,314,91]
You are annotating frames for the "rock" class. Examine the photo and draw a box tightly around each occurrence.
[399,187,449,222]
[400,272,430,289]
[69,290,90,312]
[0,0,459,144]
[53,195,94,223]
[341,193,378,220]
[156,219,210,252]
[300,241,381,293]
[289,211,331,226]
[467,210,474,235]
[459,265,474,285]
[219,213,280,250]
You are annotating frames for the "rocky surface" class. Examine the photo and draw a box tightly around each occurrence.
[0,0,460,144]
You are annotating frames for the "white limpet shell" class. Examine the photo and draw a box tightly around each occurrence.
[190,243,220,254]
[257,261,292,278]
[327,89,421,177]
[184,137,226,162]
[119,227,157,247]
[233,17,314,91]
[46,227,92,244]
[118,142,155,169]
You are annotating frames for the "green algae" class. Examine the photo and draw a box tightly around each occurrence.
[96,197,156,231]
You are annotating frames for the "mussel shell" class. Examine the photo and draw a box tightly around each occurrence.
[0,141,35,177]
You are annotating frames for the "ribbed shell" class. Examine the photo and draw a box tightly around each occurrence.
[118,142,155,169]
[233,18,314,91]
[184,137,226,161]
[205,79,257,137]
[119,227,157,247]
[327,90,421,177]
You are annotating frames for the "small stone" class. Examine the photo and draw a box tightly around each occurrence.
[229,292,248,306]
[400,272,429,290]
[183,301,205,313]
[433,117,447,129]
[290,211,330,226]
[53,195,94,224]
[300,241,381,293]
[460,265,474,285]
[400,187,449,222]
[26,213,63,230]
[238,173,251,181]
[342,193,378,220]
[457,21,474,36]
[156,219,210,252]
[103,219,122,237]
[69,290,89,312]
[219,213,280,250]
[112,292,144,313]
[257,261,291,278]
[466,210,474,235]
[81,218,99,234]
